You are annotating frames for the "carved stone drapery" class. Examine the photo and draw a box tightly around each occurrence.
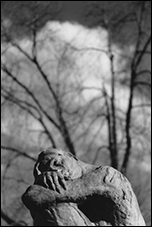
[22,148,146,226]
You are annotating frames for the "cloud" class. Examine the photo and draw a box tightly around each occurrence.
[2,21,150,144]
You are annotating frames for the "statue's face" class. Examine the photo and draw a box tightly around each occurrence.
[34,148,81,179]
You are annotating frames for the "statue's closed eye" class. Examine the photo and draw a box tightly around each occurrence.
[38,158,64,173]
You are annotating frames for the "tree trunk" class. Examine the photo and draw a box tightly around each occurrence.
[121,73,134,174]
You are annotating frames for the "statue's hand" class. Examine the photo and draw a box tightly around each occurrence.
[44,170,67,194]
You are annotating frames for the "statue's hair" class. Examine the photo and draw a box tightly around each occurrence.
[38,147,78,161]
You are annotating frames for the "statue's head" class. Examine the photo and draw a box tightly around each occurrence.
[34,148,82,180]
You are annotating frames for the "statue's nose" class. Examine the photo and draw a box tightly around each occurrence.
[49,159,60,170]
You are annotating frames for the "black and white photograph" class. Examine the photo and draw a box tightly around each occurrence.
[1,1,151,226]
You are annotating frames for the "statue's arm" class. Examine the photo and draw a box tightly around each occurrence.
[22,166,146,226]
[63,166,145,226]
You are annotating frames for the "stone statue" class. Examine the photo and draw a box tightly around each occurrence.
[22,148,146,226]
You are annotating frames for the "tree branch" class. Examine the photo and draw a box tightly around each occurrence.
[1,65,60,130]
[1,209,27,226]
[1,145,36,162]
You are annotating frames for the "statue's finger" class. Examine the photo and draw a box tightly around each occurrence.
[43,174,49,188]
[46,172,56,191]
[52,171,63,193]
[57,171,67,190]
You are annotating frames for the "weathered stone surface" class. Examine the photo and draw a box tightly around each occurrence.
[22,148,146,226]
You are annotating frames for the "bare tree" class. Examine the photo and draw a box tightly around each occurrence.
[121,1,151,174]
[1,14,77,156]
[85,1,151,174]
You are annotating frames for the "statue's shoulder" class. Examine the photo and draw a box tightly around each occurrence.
[90,165,131,189]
